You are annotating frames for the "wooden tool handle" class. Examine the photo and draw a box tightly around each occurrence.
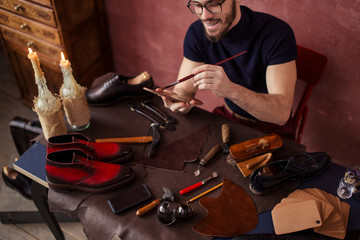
[136,199,161,216]
[95,136,153,143]
[187,182,223,203]
[246,159,264,169]
[246,154,272,169]
[200,144,220,165]
[221,124,230,143]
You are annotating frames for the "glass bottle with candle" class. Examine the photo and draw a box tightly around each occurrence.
[59,52,90,131]
[27,48,67,140]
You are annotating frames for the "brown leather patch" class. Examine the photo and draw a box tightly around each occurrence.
[193,179,258,237]
[133,126,210,171]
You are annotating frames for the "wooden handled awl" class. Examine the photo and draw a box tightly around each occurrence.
[136,199,160,216]
[221,124,230,155]
[194,144,220,177]
[95,136,153,143]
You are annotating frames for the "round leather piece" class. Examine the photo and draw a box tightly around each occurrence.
[193,179,258,237]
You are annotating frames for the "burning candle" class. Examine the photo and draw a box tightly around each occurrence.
[59,52,81,98]
[27,48,43,81]
[59,52,90,130]
[27,48,67,139]
[27,47,58,112]
[60,52,71,75]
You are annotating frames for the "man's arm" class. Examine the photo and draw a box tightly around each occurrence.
[228,61,296,125]
[192,60,297,125]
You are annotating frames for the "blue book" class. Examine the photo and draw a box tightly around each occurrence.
[13,142,48,188]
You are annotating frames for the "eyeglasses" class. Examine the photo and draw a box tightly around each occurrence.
[187,0,226,15]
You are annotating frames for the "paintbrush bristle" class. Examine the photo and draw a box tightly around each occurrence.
[226,154,237,167]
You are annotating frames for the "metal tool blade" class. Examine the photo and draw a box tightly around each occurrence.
[194,164,203,177]
[162,186,175,202]
[148,123,160,158]
[141,100,177,124]
[202,171,218,184]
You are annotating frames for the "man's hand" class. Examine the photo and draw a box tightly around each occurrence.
[155,88,196,114]
[191,64,234,98]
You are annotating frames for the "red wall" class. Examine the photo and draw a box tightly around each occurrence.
[104,0,360,164]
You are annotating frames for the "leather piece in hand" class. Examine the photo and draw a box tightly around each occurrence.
[193,179,258,237]
[133,126,210,171]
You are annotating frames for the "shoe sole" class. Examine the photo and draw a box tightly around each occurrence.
[106,151,134,164]
[249,182,268,196]
[47,172,136,194]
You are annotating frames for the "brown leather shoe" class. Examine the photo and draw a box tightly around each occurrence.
[46,149,135,193]
[47,133,133,164]
[86,72,154,106]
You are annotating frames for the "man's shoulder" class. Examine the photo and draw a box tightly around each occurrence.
[242,6,291,29]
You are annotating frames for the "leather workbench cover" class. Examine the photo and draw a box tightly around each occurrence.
[48,97,305,240]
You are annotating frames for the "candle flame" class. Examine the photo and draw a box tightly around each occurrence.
[60,52,66,61]
[28,48,33,54]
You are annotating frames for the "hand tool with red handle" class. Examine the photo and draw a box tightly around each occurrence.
[180,172,218,195]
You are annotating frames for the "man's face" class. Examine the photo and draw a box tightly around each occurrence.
[194,0,238,42]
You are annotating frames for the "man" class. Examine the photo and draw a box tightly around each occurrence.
[158,0,297,129]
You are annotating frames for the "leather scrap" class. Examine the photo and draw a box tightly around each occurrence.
[193,179,258,237]
[133,126,210,171]
[272,199,322,234]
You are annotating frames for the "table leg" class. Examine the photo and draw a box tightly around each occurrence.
[31,181,65,240]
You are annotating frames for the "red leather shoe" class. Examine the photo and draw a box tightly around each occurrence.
[46,149,135,193]
[47,133,132,163]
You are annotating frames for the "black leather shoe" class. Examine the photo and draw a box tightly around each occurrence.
[249,152,331,195]
[2,166,32,200]
[86,72,154,106]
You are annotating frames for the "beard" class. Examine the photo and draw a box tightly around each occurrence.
[203,1,237,43]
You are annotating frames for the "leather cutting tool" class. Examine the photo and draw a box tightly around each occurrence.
[148,123,160,158]
[194,144,220,177]
[129,103,175,131]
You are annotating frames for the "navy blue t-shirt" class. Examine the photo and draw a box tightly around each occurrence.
[184,6,297,120]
